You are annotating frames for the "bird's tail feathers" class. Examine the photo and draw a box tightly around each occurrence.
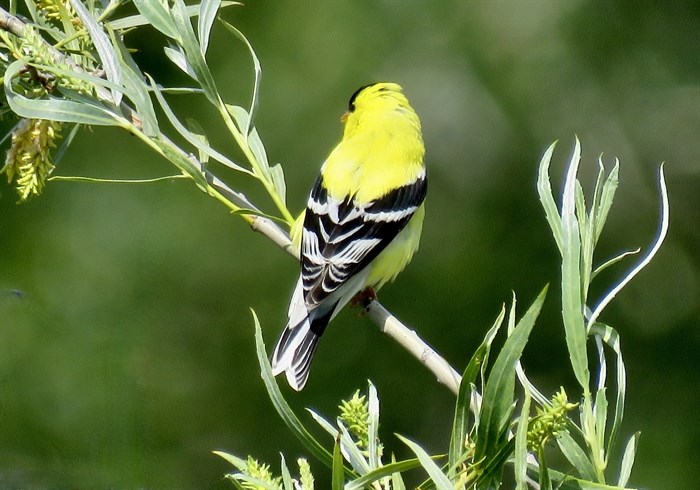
[271,316,320,391]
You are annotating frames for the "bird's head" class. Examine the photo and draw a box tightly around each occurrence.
[341,82,419,137]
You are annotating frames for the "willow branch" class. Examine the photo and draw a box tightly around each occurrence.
[0,7,141,126]
[0,6,462,395]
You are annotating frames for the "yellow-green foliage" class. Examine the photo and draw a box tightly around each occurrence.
[3,118,62,201]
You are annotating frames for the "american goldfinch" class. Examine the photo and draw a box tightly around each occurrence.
[271,82,427,390]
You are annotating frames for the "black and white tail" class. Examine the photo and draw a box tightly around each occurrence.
[271,278,336,390]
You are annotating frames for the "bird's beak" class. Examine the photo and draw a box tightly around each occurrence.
[340,111,349,123]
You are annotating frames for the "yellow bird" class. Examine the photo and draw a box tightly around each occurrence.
[271,83,427,390]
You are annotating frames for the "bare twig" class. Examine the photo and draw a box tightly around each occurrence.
[367,301,461,394]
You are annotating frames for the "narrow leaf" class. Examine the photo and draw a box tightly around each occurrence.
[252,312,334,468]
[171,0,219,102]
[345,457,422,490]
[514,388,532,490]
[537,141,564,253]
[587,164,669,329]
[449,304,505,472]
[556,431,598,481]
[332,436,345,490]
[148,76,252,175]
[213,450,248,471]
[164,45,197,79]
[219,18,262,134]
[590,323,627,455]
[367,381,381,470]
[280,455,294,490]
[5,61,120,125]
[538,446,553,490]
[132,0,179,39]
[110,32,159,136]
[617,432,640,487]
[270,163,287,204]
[590,248,641,281]
[110,2,240,31]
[561,137,590,390]
[69,0,122,104]
[199,0,221,55]
[594,159,619,243]
[475,286,547,461]
[396,434,452,490]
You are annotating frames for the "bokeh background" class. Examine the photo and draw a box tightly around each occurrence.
[1,1,698,488]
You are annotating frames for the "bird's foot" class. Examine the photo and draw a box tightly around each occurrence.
[351,287,377,313]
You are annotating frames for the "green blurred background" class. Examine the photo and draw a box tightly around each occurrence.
[1,1,698,488]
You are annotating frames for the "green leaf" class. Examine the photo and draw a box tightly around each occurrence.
[590,248,640,281]
[514,388,531,490]
[590,323,626,455]
[475,286,547,462]
[617,432,640,487]
[219,18,262,134]
[306,408,369,474]
[132,0,179,39]
[230,475,280,490]
[338,423,371,474]
[367,381,381,470]
[69,0,122,104]
[594,387,608,454]
[171,0,219,102]
[537,141,564,253]
[448,304,505,472]
[543,465,637,490]
[149,139,208,189]
[345,456,422,490]
[109,32,160,136]
[556,431,598,481]
[198,0,221,55]
[332,436,345,490]
[560,138,590,390]
[227,104,251,135]
[252,313,335,469]
[594,159,619,243]
[110,2,240,31]
[4,61,121,126]
[586,164,669,329]
[396,434,452,490]
[186,118,209,164]
[391,454,407,490]
[249,127,271,169]
[164,46,197,79]
[213,450,248,471]
[280,455,294,490]
[148,76,252,175]
[270,163,287,205]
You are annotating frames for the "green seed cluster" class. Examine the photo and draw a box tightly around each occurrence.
[3,118,62,201]
[527,388,578,451]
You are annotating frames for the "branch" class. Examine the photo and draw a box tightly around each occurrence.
[0,5,462,395]
[367,301,461,394]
